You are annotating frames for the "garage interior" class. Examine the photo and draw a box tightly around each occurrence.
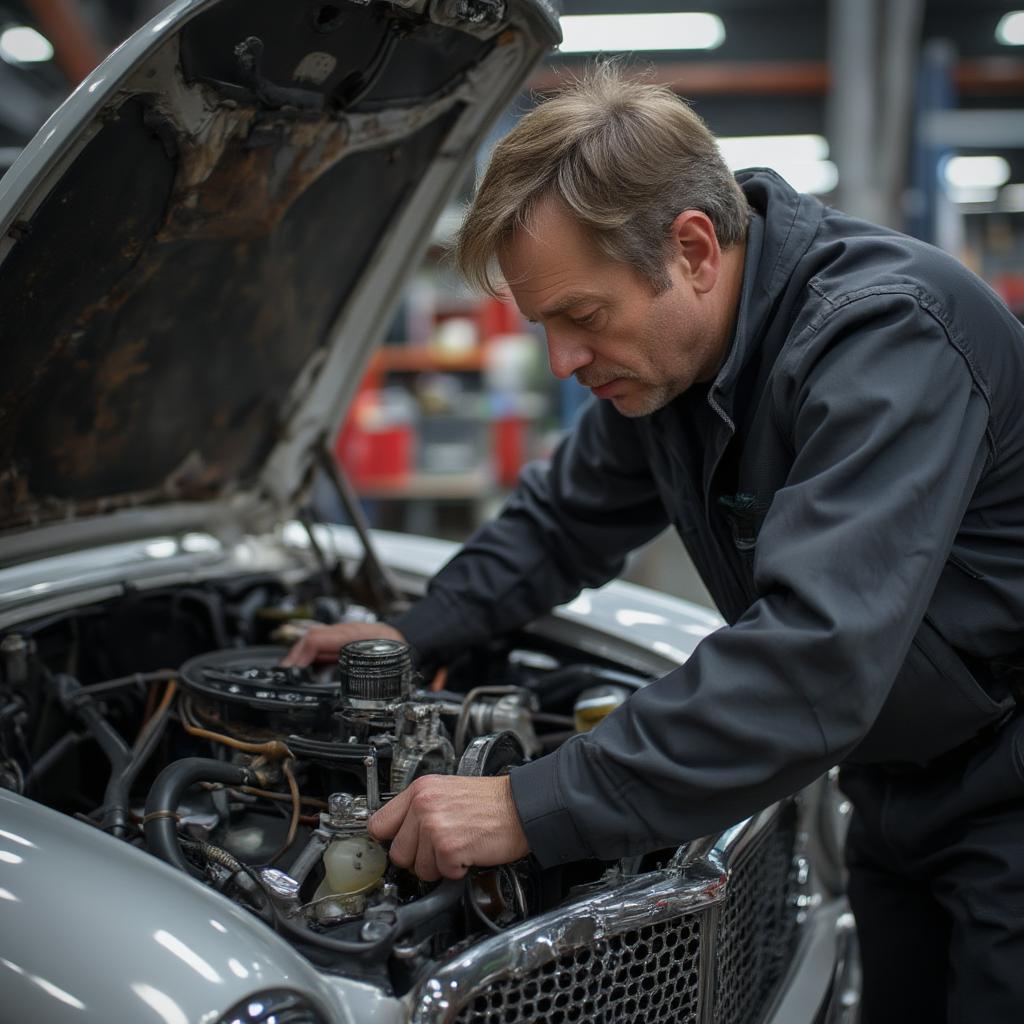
[2,3,1023,1023]
[2,0,1020,609]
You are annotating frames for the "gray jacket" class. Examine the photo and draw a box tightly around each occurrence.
[395,170,1024,867]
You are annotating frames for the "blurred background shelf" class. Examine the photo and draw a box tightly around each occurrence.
[353,469,494,502]
[369,348,486,375]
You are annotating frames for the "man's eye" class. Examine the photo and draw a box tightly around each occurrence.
[574,311,601,327]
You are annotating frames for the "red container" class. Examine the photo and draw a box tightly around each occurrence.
[335,391,413,486]
[493,415,525,487]
[477,293,522,342]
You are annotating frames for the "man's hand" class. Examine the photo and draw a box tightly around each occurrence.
[368,775,530,881]
[281,622,406,667]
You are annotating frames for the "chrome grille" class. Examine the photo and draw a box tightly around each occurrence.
[452,913,706,1024]
[413,804,799,1024]
[713,821,799,1024]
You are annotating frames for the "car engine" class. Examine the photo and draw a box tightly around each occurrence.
[0,575,644,992]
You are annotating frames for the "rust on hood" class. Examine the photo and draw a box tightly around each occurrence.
[158,106,349,241]
[149,53,476,243]
[0,0,546,534]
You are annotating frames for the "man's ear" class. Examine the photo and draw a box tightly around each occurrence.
[668,210,721,294]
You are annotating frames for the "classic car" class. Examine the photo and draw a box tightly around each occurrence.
[0,0,858,1021]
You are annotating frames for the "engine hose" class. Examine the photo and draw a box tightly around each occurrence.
[393,877,465,936]
[53,673,131,766]
[269,877,465,959]
[25,732,84,788]
[102,682,178,837]
[144,758,252,875]
[51,674,134,835]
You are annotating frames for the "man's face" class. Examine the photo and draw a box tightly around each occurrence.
[498,197,728,418]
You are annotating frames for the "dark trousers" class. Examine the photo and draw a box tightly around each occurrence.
[839,713,1024,1024]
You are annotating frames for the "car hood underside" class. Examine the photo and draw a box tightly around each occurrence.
[0,0,557,540]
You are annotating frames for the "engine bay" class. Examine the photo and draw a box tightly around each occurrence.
[0,570,651,992]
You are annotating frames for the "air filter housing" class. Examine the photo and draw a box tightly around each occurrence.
[177,646,336,734]
[338,638,413,705]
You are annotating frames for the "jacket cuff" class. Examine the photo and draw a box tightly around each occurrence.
[509,749,594,867]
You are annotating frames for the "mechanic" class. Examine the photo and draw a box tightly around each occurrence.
[285,65,1024,1022]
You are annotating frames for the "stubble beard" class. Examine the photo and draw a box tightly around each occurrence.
[574,298,704,417]
[610,382,677,418]
[574,369,664,418]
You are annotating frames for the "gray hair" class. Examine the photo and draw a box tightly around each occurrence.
[455,63,750,295]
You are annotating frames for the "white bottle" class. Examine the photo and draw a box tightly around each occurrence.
[314,835,388,900]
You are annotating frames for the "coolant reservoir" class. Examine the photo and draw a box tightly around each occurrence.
[573,684,630,733]
[318,835,388,897]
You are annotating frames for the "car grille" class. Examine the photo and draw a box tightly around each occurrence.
[712,818,800,1024]
[452,911,706,1024]
[412,805,799,1024]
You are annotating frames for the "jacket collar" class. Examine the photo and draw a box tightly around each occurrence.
[707,168,825,427]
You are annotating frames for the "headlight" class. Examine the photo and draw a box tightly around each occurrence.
[217,989,328,1024]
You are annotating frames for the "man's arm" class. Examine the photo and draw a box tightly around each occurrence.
[285,398,667,669]
[390,397,669,669]
[511,292,993,866]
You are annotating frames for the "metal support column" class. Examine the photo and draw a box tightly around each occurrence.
[828,0,923,229]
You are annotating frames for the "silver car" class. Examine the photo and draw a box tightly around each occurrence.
[0,1,857,1021]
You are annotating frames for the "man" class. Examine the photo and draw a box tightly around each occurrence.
[285,66,1024,1021]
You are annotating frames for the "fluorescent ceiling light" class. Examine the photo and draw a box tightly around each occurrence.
[996,11,1024,45]
[717,134,829,166]
[558,13,725,53]
[0,25,54,63]
[944,155,1011,189]
[777,160,839,195]
[716,134,838,195]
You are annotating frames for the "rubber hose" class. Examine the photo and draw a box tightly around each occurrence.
[53,673,132,769]
[104,696,176,835]
[52,674,133,834]
[144,757,250,874]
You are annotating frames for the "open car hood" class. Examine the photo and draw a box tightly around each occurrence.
[0,0,558,553]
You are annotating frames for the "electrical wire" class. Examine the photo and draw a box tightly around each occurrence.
[180,838,244,874]
[231,785,327,810]
[72,669,178,701]
[134,681,178,752]
[138,680,160,737]
[269,758,302,865]
[179,696,292,761]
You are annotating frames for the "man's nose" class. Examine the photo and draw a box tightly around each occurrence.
[546,330,593,380]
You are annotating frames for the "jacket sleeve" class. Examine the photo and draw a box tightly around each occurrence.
[392,397,670,668]
[510,292,993,867]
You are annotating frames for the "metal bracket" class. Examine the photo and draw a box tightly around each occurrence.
[317,441,403,612]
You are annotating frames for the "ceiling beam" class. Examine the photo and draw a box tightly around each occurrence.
[528,61,829,96]
[22,0,105,86]
[956,59,1024,93]
[528,58,1024,98]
